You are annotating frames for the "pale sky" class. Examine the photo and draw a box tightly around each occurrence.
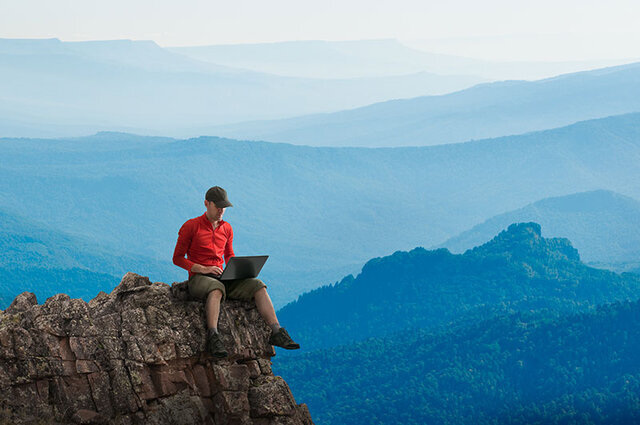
[2,0,640,61]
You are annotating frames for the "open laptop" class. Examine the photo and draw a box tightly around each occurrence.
[207,255,269,281]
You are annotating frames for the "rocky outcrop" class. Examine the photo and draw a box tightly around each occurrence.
[0,272,313,425]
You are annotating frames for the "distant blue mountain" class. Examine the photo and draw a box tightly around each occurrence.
[0,268,117,311]
[276,295,640,425]
[435,190,640,273]
[275,222,640,352]
[0,207,174,309]
[169,38,628,80]
[1,113,640,307]
[272,223,640,424]
[210,61,640,147]
[0,38,485,138]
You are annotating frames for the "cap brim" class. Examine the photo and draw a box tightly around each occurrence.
[215,201,233,208]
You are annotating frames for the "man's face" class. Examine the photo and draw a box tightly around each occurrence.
[205,200,226,221]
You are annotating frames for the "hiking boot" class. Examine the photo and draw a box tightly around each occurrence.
[206,329,228,358]
[268,327,300,349]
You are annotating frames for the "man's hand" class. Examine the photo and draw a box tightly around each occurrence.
[191,264,223,277]
[206,266,223,277]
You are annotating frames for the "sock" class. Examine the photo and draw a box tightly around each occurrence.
[269,323,281,334]
[207,327,218,334]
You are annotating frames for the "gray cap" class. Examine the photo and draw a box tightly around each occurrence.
[205,186,233,208]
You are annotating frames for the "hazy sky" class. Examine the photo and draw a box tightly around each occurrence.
[2,0,640,61]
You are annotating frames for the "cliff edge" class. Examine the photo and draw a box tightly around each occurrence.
[0,272,313,425]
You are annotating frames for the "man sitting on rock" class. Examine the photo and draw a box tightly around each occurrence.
[173,186,300,358]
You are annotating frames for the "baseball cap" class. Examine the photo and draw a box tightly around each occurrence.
[205,186,233,208]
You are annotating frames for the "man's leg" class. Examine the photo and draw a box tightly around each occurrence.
[205,288,223,330]
[254,286,300,349]
[225,278,299,348]
[188,274,228,357]
[188,274,226,325]
[253,287,280,331]
[205,289,228,357]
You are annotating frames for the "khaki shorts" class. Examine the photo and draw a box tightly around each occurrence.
[187,273,267,303]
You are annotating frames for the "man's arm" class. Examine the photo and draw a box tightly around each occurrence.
[191,263,219,274]
[173,221,222,275]
[224,224,235,265]
[172,221,196,272]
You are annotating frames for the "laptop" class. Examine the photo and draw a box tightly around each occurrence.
[207,255,269,281]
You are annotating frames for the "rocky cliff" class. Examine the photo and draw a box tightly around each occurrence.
[0,272,313,425]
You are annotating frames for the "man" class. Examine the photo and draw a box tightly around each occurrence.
[173,186,300,358]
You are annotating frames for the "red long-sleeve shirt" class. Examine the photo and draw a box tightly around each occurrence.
[172,212,235,280]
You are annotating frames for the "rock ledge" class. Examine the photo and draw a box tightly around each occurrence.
[0,272,313,425]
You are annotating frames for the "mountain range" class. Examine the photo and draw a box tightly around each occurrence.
[168,39,627,80]
[276,296,640,424]
[270,223,640,424]
[274,222,640,352]
[3,37,639,141]
[1,112,640,307]
[0,206,174,309]
[0,38,485,138]
[210,61,640,146]
[435,190,640,273]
